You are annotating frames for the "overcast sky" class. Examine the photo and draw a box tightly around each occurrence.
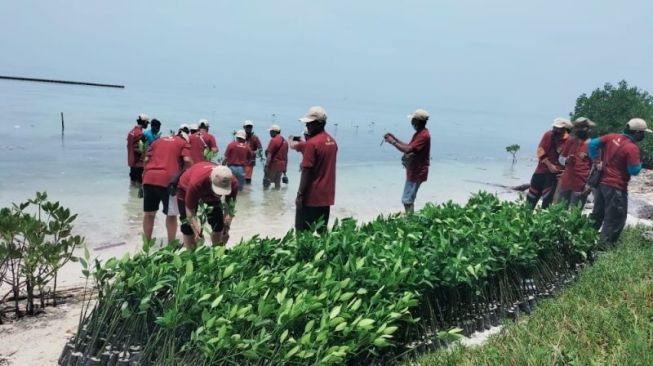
[1,0,652,116]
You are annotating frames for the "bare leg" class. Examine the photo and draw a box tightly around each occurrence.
[165,215,178,243]
[183,234,196,250]
[143,212,156,241]
[211,231,224,246]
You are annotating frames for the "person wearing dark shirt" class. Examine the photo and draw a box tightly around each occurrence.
[296,106,337,234]
[556,117,595,208]
[264,124,289,190]
[127,113,150,184]
[384,109,431,213]
[526,118,572,209]
[588,118,650,248]
[243,120,263,184]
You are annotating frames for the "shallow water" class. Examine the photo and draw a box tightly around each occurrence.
[0,80,539,247]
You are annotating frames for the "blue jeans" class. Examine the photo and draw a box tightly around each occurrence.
[229,165,245,191]
[402,180,422,205]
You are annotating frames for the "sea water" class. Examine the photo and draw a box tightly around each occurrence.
[0,80,540,247]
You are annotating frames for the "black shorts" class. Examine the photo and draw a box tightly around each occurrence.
[130,167,144,183]
[295,206,330,234]
[178,199,224,235]
[143,184,170,214]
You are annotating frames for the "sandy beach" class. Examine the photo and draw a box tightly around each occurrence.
[2,170,653,365]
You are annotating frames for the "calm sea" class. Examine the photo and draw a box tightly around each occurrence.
[0,80,541,247]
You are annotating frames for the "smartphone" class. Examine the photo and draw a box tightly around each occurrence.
[292,136,301,142]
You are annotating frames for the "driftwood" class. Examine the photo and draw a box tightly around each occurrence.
[465,180,529,192]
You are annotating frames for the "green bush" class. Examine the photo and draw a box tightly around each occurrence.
[0,192,84,317]
[63,193,597,365]
[571,80,653,167]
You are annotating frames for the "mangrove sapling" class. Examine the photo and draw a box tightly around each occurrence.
[505,144,520,165]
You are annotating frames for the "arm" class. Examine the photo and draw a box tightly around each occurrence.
[626,145,642,176]
[383,133,412,153]
[182,156,193,169]
[588,137,603,161]
[296,168,312,209]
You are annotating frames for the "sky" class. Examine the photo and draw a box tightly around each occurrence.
[1,0,652,117]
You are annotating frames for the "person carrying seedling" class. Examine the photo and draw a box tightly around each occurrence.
[177,163,239,249]
[296,106,337,233]
[189,119,219,164]
[142,133,193,243]
[264,124,289,190]
[224,129,253,190]
[526,117,572,209]
[556,117,596,208]
[384,109,431,213]
[588,118,650,248]
[144,118,163,144]
[127,113,150,184]
[243,120,263,184]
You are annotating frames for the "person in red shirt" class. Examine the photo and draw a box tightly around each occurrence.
[142,133,192,243]
[264,124,289,190]
[243,120,263,184]
[224,130,253,190]
[526,118,572,209]
[127,113,150,184]
[588,118,650,248]
[177,163,239,249]
[384,109,431,213]
[296,106,337,234]
[189,119,219,164]
[556,118,595,208]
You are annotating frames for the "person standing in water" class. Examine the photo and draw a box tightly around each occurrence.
[144,118,162,144]
[243,120,262,184]
[224,130,253,190]
[127,113,150,184]
[384,109,431,213]
[264,124,289,190]
[189,119,218,164]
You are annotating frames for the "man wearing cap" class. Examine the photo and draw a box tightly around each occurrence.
[264,124,289,190]
[384,109,431,213]
[189,119,218,164]
[127,113,150,184]
[526,118,572,209]
[556,117,596,208]
[178,124,190,142]
[144,119,162,144]
[142,133,193,243]
[588,118,650,248]
[177,162,239,249]
[243,120,262,184]
[224,130,254,190]
[296,106,338,233]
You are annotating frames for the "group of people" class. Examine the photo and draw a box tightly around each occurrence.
[527,116,651,248]
[127,106,358,247]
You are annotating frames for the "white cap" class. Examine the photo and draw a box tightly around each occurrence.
[268,124,281,132]
[243,120,254,127]
[627,118,652,133]
[552,117,572,129]
[235,129,247,140]
[408,109,429,122]
[210,166,233,196]
[198,119,209,128]
[137,113,151,122]
[190,123,199,131]
[299,106,327,123]
[179,123,190,130]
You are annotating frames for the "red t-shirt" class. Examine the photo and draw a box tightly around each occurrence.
[301,131,337,207]
[189,130,218,164]
[266,135,289,172]
[406,128,431,182]
[177,162,239,211]
[142,136,190,188]
[127,125,144,167]
[292,141,306,153]
[599,133,641,191]
[224,141,254,166]
[246,134,262,152]
[534,131,568,174]
[559,138,592,192]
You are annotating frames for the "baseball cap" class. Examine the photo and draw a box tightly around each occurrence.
[573,117,596,128]
[235,129,247,140]
[243,120,254,127]
[190,123,199,131]
[299,106,327,123]
[552,117,572,129]
[210,166,233,196]
[137,113,151,122]
[268,124,281,132]
[198,119,209,128]
[179,123,190,130]
[408,109,429,122]
[627,118,652,133]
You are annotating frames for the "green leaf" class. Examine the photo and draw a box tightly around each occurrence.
[211,294,224,308]
[329,305,341,319]
[186,260,194,276]
[223,263,235,279]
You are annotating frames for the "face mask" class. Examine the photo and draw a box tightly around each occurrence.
[575,130,588,139]
[636,132,645,142]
